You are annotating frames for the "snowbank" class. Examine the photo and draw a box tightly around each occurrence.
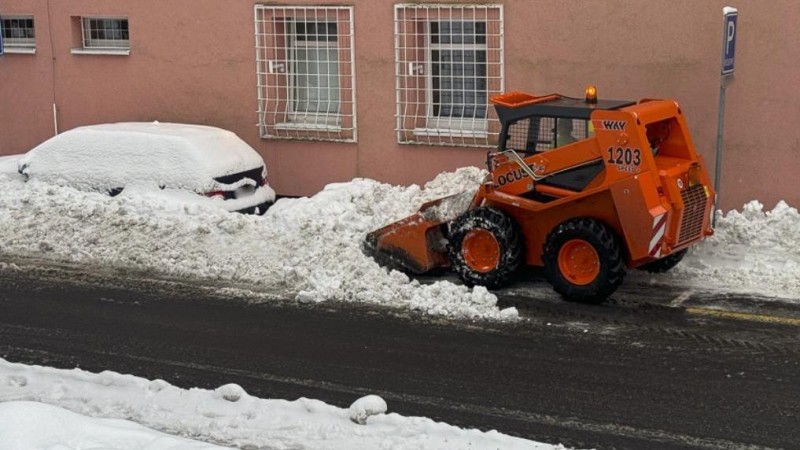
[0,166,517,320]
[663,200,800,298]
[0,359,564,450]
[1,161,798,322]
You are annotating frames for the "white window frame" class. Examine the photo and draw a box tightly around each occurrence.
[72,16,130,55]
[255,5,357,142]
[1,15,36,54]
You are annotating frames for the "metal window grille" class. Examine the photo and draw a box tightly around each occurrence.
[82,17,129,49]
[1,15,35,49]
[255,6,356,142]
[395,4,503,147]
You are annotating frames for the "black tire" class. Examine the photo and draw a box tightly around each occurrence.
[448,207,522,289]
[639,249,687,273]
[542,218,625,304]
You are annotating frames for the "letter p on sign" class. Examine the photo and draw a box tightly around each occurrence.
[721,7,738,76]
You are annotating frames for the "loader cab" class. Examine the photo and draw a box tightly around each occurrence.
[505,116,592,153]
[492,92,635,154]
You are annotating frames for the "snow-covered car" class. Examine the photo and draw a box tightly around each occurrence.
[17,122,276,214]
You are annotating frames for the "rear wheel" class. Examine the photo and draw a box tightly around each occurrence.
[543,218,625,304]
[449,207,522,289]
[639,249,687,273]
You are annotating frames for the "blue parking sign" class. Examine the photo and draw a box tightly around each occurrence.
[721,7,738,76]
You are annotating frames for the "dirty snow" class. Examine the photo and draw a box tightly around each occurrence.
[0,359,565,450]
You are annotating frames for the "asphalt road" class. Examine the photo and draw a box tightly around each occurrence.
[0,263,799,450]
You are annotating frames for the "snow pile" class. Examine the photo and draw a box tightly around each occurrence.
[0,166,517,320]
[1,156,799,314]
[0,359,565,450]
[666,201,800,298]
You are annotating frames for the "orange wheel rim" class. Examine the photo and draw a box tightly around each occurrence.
[462,229,500,273]
[557,239,600,285]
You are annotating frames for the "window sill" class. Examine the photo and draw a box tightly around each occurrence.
[70,48,130,56]
[2,47,36,55]
[274,122,342,132]
[413,128,488,139]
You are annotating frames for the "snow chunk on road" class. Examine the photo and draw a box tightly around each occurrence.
[349,395,388,424]
[214,384,248,403]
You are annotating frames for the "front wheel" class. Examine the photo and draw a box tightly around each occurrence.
[542,218,625,304]
[448,207,522,289]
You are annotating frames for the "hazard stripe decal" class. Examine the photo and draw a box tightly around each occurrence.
[649,214,667,258]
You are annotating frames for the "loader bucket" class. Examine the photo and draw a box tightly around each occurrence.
[364,191,476,274]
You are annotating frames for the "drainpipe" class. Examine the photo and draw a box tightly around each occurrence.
[52,103,58,135]
[47,0,58,135]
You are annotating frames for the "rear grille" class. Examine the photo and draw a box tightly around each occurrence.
[678,184,708,244]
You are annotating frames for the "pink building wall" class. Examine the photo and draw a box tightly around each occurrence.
[1,0,797,212]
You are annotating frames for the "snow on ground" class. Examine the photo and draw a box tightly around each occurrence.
[1,158,798,449]
[0,402,223,450]
[657,200,800,299]
[1,159,799,323]
[0,163,513,320]
[0,359,565,450]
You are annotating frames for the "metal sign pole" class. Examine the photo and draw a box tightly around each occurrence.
[713,80,727,226]
[713,6,738,226]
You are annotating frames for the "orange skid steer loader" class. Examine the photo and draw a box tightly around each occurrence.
[365,87,715,303]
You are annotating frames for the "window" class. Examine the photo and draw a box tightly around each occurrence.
[430,21,487,123]
[75,17,129,53]
[83,17,129,49]
[1,15,36,53]
[395,4,503,147]
[255,6,356,142]
[291,21,340,121]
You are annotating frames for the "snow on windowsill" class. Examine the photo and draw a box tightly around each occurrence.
[70,48,131,56]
